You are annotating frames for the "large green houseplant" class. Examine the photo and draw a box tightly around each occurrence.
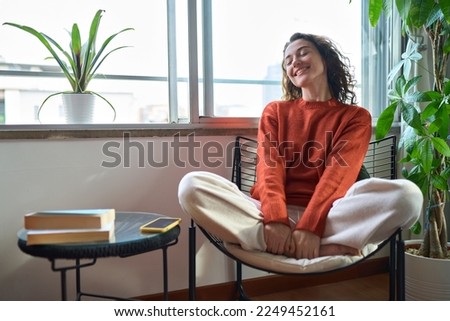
[3,9,133,122]
[369,0,450,260]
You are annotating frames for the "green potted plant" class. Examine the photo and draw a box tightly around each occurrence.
[368,0,450,300]
[3,9,133,123]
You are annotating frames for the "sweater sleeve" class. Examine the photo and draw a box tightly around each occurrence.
[251,104,290,226]
[295,108,372,236]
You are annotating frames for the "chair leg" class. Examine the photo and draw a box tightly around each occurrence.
[190,219,251,301]
[188,220,196,300]
[388,229,405,301]
[235,261,250,300]
[388,236,396,300]
[397,238,405,300]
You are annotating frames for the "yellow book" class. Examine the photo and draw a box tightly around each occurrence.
[24,209,115,230]
[26,222,115,245]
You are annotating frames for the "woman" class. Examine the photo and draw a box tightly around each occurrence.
[178,33,423,260]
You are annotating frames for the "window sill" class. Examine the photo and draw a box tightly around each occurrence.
[0,123,258,140]
[0,120,399,140]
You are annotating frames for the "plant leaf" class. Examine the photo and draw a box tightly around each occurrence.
[418,90,442,101]
[2,22,76,90]
[394,75,406,97]
[444,80,450,96]
[401,102,422,130]
[444,36,450,54]
[89,91,116,121]
[439,0,450,23]
[431,136,450,156]
[87,27,134,77]
[375,102,397,139]
[403,163,429,195]
[387,60,405,84]
[41,32,77,90]
[369,0,384,26]
[403,75,421,94]
[395,0,412,22]
[410,221,422,234]
[436,104,449,139]
[37,91,72,120]
[442,165,450,180]
[399,124,417,151]
[71,24,82,56]
[431,173,449,191]
[425,3,444,28]
[71,24,82,90]
[418,137,433,173]
[79,9,104,91]
[409,0,435,28]
[428,118,442,134]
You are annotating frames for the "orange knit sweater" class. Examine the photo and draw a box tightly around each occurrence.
[250,98,372,237]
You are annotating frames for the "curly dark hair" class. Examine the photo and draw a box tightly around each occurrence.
[281,33,357,105]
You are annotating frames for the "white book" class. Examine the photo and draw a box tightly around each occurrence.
[24,209,115,230]
[26,222,115,245]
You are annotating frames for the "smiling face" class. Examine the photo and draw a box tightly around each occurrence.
[283,39,328,91]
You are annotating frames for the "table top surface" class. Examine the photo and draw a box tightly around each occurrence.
[17,212,181,259]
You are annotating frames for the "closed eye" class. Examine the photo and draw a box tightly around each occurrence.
[296,49,309,58]
[284,48,310,68]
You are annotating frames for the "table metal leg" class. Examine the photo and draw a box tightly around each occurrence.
[51,259,68,300]
[50,258,96,301]
[48,237,178,300]
[162,247,168,300]
[76,258,82,301]
[60,269,67,300]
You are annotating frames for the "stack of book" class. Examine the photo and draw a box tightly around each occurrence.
[24,209,116,245]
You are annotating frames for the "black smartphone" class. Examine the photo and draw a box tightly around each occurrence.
[139,217,181,233]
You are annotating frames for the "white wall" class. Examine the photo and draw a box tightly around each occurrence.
[0,134,265,300]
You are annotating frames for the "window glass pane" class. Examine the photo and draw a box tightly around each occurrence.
[0,0,189,124]
[206,0,361,117]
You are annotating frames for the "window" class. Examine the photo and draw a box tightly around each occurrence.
[0,0,391,127]
[361,0,401,119]
[199,0,361,120]
[0,0,188,124]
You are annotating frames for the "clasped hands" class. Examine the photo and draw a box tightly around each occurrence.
[264,222,320,259]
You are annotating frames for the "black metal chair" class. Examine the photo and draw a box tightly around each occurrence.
[188,135,404,300]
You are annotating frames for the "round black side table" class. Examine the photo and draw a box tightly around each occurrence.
[18,212,180,300]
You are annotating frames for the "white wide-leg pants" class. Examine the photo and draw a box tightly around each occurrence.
[178,171,423,252]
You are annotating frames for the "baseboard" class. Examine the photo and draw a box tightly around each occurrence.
[137,257,389,301]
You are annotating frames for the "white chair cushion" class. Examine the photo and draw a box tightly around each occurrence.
[224,242,378,274]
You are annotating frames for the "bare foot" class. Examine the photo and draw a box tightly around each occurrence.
[319,244,362,257]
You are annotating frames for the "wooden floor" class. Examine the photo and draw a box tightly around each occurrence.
[252,273,390,301]
[141,258,391,301]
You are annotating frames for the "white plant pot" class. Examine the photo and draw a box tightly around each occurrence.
[405,240,450,300]
[62,93,96,124]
